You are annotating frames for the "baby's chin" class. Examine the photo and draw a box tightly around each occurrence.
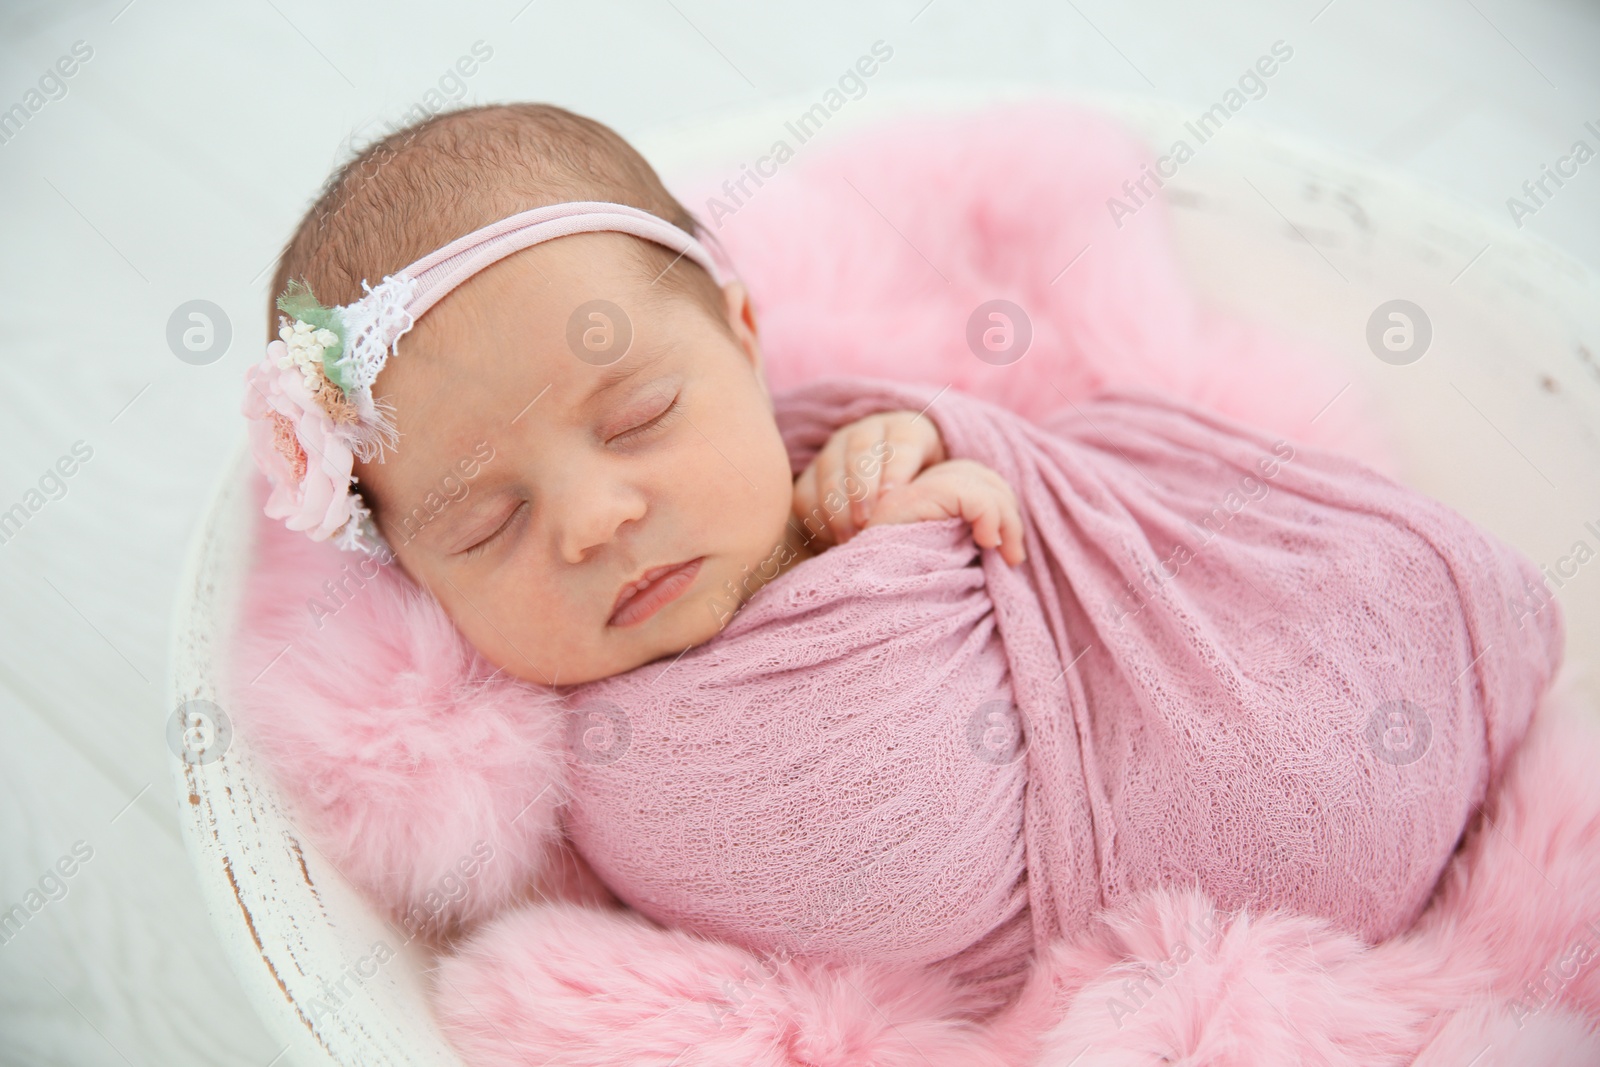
[517,597,719,688]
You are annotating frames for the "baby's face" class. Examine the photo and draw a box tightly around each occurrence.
[354,233,804,686]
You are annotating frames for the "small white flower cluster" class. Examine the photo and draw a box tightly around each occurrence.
[276,318,341,391]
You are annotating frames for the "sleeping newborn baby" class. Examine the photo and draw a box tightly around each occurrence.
[247,103,1565,1013]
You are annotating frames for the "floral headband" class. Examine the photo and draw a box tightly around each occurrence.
[242,201,730,554]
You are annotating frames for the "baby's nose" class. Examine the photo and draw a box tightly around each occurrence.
[557,484,647,565]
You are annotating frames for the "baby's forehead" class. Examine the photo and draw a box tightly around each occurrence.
[417,237,700,372]
[388,262,693,444]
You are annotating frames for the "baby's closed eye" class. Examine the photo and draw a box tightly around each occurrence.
[603,384,681,445]
[459,500,528,559]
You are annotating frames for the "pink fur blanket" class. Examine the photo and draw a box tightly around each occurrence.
[229,102,1600,1064]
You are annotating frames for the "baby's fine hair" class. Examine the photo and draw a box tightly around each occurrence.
[268,103,725,335]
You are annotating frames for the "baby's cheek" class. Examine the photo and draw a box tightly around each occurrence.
[744,450,804,558]
[687,428,790,548]
[448,568,579,684]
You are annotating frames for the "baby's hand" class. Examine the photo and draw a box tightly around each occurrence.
[792,411,946,544]
[869,460,1027,566]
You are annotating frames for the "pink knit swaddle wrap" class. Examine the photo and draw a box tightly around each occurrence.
[561,378,1564,1004]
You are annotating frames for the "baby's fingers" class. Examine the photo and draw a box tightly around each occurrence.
[998,502,1024,566]
[839,422,886,529]
[889,461,1026,566]
[809,437,863,544]
[862,478,950,528]
[996,490,1026,565]
[962,492,1007,557]
[979,470,1030,566]
[875,415,934,499]
[975,480,1025,566]
[791,463,826,541]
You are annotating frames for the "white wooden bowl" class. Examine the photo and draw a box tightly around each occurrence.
[168,87,1600,1066]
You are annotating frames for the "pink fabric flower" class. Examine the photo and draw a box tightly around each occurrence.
[242,341,357,541]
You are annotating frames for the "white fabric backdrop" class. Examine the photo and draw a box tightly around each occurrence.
[2,1,1597,1063]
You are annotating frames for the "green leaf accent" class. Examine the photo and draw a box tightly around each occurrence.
[275,280,350,391]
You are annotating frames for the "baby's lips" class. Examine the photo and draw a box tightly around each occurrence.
[607,557,704,628]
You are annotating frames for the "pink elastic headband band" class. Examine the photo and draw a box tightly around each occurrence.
[402,200,731,320]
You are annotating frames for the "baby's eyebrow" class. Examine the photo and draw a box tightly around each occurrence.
[582,343,668,400]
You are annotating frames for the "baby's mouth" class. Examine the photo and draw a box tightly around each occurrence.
[608,558,704,628]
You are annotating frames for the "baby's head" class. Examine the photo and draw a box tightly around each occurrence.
[263,105,807,685]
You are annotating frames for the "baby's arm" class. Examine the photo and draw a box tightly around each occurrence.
[791,411,1026,565]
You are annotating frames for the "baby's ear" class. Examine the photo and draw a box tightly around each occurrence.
[721,279,763,375]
